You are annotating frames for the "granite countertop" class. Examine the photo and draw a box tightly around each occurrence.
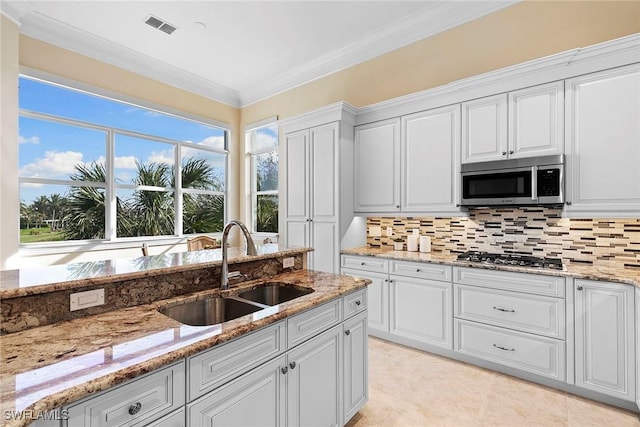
[0,269,370,427]
[0,244,308,299]
[341,246,640,288]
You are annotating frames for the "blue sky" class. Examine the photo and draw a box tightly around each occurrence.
[18,77,227,203]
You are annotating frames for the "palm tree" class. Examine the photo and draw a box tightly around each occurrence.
[125,161,174,237]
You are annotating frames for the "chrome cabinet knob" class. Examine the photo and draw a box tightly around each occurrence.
[577,285,584,291]
[355,300,361,306]
[345,330,351,336]
[502,151,507,155]
[509,150,514,154]
[281,366,288,374]
[289,361,296,370]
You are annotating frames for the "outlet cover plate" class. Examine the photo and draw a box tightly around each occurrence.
[283,257,295,268]
[70,288,105,311]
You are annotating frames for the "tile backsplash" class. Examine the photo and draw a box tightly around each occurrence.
[367,208,640,266]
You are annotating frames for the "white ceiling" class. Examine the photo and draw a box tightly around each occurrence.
[2,1,518,107]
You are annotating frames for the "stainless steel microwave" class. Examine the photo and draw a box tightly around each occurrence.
[460,155,564,207]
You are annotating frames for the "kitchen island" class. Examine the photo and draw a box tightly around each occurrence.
[0,246,370,426]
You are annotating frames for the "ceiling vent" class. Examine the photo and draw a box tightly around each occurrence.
[144,14,177,35]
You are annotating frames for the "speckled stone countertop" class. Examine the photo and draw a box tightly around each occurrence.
[0,269,370,427]
[341,246,640,288]
[0,244,308,298]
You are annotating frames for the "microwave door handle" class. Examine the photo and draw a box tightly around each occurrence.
[531,166,538,201]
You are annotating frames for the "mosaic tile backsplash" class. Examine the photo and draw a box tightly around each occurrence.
[367,208,640,267]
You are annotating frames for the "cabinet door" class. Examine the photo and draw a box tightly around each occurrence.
[565,64,640,215]
[343,312,368,423]
[287,326,342,427]
[462,94,508,163]
[508,81,563,159]
[342,268,389,335]
[310,221,337,273]
[574,279,636,401]
[187,356,286,427]
[390,276,452,349]
[354,118,401,212]
[285,129,309,222]
[402,105,461,212]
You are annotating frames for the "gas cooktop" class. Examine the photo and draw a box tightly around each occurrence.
[456,251,564,270]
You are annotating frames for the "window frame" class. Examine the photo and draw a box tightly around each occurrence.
[245,118,279,237]
[17,70,230,252]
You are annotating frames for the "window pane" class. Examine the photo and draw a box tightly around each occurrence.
[256,195,278,233]
[114,134,175,186]
[183,194,225,234]
[19,117,106,180]
[181,147,225,191]
[255,151,278,192]
[116,189,175,237]
[249,124,278,151]
[20,183,106,243]
[20,77,226,147]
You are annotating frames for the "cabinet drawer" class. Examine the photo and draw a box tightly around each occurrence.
[341,255,388,274]
[454,285,565,339]
[454,267,565,297]
[188,322,285,401]
[287,299,341,348]
[343,289,367,319]
[390,260,452,282]
[65,361,185,427]
[454,320,565,381]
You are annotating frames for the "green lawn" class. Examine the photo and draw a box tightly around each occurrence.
[20,227,65,244]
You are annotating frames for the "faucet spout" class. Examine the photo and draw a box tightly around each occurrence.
[220,220,258,290]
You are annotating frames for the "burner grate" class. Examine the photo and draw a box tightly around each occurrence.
[456,251,563,270]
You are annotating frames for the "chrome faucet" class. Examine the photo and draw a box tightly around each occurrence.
[220,220,258,290]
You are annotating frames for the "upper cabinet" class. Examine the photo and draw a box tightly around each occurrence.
[401,105,460,213]
[354,105,461,215]
[462,81,564,163]
[564,64,640,216]
[354,118,401,213]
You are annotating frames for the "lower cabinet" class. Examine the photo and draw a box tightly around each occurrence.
[574,279,636,402]
[342,269,388,335]
[342,312,368,422]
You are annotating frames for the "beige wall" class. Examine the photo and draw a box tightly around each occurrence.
[241,0,640,125]
[1,15,20,270]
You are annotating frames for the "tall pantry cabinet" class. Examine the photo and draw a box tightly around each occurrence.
[280,102,360,273]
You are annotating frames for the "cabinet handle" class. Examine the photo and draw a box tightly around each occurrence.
[345,330,351,336]
[509,150,514,155]
[396,205,400,208]
[289,361,296,370]
[354,300,361,306]
[360,262,366,266]
[492,306,515,313]
[577,285,584,291]
[128,402,142,415]
[493,344,515,352]
[565,201,572,206]
[502,151,507,156]
[416,268,421,272]
[281,366,288,374]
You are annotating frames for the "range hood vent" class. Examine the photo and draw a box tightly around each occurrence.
[144,14,177,35]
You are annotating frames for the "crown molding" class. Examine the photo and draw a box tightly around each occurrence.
[18,11,242,107]
[355,32,640,125]
[237,0,519,107]
[279,101,357,134]
[0,0,33,25]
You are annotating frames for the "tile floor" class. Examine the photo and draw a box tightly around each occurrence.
[346,337,640,426]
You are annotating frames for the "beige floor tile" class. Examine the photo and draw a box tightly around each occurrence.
[567,395,640,427]
[349,337,640,427]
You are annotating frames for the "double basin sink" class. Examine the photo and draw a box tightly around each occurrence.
[159,282,314,326]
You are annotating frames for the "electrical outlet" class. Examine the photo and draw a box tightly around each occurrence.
[386,227,393,237]
[369,226,382,237]
[283,257,295,268]
[70,288,104,311]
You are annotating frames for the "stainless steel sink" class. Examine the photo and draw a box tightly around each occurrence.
[159,297,262,326]
[237,282,314,306]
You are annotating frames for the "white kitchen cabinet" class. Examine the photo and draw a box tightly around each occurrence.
[287,325,342,427]
[401,104,461,212]
[282,104,357,273]
[637,287,640,410]
[462,82,563,163]
[564,64,640,215]
[342,312,368,422]
[342,268,389,335]
[462,94,508,163]
[64,361,185,427]
[187,356,286,427]
[390,275,452,350]
[574,279,636,402]
[354,118,401,212]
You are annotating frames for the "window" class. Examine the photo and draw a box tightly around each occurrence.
[246,122,278,233]
[18,76,228,245]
